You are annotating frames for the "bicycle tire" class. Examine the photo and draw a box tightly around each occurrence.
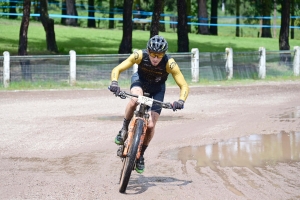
[119,118,144,193]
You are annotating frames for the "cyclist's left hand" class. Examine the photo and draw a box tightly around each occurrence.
[172,100,184,111]
[109,81,120,96]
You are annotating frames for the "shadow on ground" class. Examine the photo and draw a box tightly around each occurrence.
[125,175,192,194]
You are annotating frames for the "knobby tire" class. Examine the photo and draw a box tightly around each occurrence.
[119,119,144,193]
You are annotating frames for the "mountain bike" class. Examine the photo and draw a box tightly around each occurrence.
[115,90,173,193]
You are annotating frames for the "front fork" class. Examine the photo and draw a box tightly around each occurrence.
[120,117,148,159]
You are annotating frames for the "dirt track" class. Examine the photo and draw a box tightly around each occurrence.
[0,81,300,199]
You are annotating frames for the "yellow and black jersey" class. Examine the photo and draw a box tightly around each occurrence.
[111,49,189,101]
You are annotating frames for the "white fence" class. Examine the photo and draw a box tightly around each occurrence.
[2,46,300,88]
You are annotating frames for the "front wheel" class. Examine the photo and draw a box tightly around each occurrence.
[119,118,144,193]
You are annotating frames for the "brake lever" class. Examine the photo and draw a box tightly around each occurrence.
[117,91,126,99]
[162,102,173,109]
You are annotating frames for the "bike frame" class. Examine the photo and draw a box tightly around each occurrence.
[122,95,152,159]
[116,91,172,193]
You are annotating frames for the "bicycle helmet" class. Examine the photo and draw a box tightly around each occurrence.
[147,35,168,53]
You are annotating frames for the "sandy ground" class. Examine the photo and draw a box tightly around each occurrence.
[0,81,300,200]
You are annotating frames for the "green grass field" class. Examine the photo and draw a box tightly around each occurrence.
[0,18,299,56]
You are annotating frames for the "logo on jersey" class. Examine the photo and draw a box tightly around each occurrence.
[169,61,177,70]
[133,51,139,60]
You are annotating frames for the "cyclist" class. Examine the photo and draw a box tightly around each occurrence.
[109,35,189,173]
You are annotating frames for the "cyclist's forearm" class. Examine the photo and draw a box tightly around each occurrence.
[166,58,189,101]
[173,74,189,101]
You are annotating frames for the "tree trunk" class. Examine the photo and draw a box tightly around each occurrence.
[65,0,78,26]
[88,0,96,28]
[40,0,59,53]
[177,0,189,52]
[9,0,17,19]
[273,0,277,38]
[159,0,165,32]
[291,0,294,39]
[235,0,240,37]
[109,0,114,29]
[61,0,67,24]
[210,0,218,35]
[18,0,32,81]
[118,0,133,54]
[279,0,290,50]
[33,0,40,21]
[187,0,191,33]
[279,0,291,65]
[150,0,163,37]
[197,0,210,35]
[261,0,272,38]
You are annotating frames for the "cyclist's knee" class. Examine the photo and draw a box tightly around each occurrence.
[147,121,155,129]
[131,86,143,95]
[128,99,138,107]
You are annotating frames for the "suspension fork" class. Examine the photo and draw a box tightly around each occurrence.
[122,116,148,157]
[136,119,148,160]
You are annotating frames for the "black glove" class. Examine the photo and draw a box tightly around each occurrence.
[109,81,120,96]
[172,100,184,111]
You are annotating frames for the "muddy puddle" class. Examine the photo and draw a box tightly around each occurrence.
[166,131,300,172]
[270,106,300,122]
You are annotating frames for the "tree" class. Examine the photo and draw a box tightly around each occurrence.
[210,0,218,35]
[109,0,114,29]
[87,0,96,28]
[9,0,17,19]
[279,0,291,65]
[19,0,31,56]
[177,0,189,52]
[64,0,78,26]
[187,0,191,33]
[18,0,32,80]
[290,0,295,39]
[159,0,166,32]
[197,0,210,34]
[261,0,272,38]
[61,0,67,24]
[242,0,272,38]
[279,0,290,50]
[40,0,59,53]
[150,0,163,37]
[235,0,240,37]
[118,0,133,54]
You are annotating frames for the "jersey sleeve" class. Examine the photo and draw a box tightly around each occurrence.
[111,50,143,81]
[166,58,189,101]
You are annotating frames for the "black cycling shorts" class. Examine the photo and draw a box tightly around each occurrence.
[130,72,166,115]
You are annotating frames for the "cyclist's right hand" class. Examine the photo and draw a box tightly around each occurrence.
[109,81,120,96]
[172,100,184,111]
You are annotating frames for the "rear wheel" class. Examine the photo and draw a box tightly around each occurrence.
[119,119,144,193]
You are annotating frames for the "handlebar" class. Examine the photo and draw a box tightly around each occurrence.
[117,91,173,110]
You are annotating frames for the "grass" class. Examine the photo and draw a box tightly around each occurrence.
[0,17,299,91]
[0,18,299,55]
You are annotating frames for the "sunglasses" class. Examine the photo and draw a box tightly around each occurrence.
[148,51,165,58]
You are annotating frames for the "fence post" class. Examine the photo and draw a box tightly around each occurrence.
[69,50,76,86]
[258,47,266,79]
[191,48,199,82]
[225,48,233,80]
[3,51,10,88]
[293,46,300,76]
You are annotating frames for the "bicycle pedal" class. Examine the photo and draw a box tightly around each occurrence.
[117,146,125,158]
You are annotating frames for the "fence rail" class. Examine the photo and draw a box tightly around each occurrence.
[1,46,300,88]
